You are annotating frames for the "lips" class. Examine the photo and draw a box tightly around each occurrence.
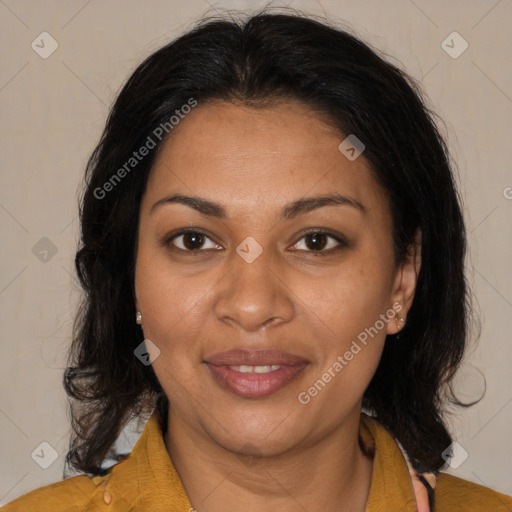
[205,349,308,398]
[206,349,308,367]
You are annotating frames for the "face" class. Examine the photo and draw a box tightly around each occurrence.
[135,99,419,457]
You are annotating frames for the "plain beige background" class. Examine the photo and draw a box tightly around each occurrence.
[1,0,511,505]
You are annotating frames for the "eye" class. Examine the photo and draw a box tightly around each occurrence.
[162,229,349,255]
[165,231,221,252]
[290,230,349,255]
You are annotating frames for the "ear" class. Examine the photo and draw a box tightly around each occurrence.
[386,229,422,335]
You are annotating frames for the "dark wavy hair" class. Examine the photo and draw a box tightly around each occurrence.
[64,8,477,487]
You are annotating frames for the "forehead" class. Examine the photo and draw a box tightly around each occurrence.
[142,100,389,220]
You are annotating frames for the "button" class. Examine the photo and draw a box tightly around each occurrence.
[103,489,112,505]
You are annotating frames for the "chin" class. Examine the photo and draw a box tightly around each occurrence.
[202,404,306,455]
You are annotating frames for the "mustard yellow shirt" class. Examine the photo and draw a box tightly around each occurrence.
[2,411,511,511]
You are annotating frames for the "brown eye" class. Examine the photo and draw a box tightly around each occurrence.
[168,231,221,252]
[291,230,349,255]
[304,233,329,251]
[182,232,205,250]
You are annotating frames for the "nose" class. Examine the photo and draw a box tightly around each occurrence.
[213,247,295,333]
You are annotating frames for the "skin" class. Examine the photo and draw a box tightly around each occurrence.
[134,99,421,512]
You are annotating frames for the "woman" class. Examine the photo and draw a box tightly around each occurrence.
[3,10,511,512]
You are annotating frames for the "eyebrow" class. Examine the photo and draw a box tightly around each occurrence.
[149,193,366,219]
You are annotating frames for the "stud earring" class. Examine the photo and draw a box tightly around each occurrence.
[136,311,142,325]
[395,315,405,339]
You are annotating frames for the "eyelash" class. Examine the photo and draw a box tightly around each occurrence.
[161,229,350,257]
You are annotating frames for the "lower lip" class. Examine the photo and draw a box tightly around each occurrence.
[206,364,307,398]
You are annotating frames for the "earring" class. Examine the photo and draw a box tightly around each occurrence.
[136,311,142,325]
[395,316,405,340]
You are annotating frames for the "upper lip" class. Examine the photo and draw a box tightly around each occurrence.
[205,349,308,366]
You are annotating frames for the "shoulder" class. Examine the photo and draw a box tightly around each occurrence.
[0,473,104,512]
[435,472,512,511]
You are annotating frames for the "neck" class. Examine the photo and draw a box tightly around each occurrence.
[164,408,373,512]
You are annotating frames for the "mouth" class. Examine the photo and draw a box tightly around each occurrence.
[204,349,309,398]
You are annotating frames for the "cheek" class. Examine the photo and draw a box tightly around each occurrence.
[135,243,208,345]
[296,255,392,340]
[295,269,390,409]
[135,256,209,398]
[291,255,392,403]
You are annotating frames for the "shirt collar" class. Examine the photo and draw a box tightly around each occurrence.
[359,413,420,511]
[101,411,420,511]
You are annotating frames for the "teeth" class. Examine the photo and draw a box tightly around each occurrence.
[229,365,281,374]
